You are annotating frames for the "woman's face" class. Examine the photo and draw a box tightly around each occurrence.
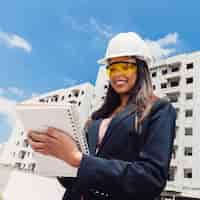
[108,56,138,95]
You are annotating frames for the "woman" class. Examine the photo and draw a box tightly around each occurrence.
[28,32,176,200]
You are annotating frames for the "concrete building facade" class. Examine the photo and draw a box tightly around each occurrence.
[150,51,200,199]
[1,52,200,199]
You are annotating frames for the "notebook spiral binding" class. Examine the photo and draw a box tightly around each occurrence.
[66,105,89,155]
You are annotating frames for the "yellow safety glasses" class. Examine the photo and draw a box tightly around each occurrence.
[106,62,137,78]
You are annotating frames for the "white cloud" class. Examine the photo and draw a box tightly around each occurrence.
[0,96,17,129]
[64,77,78,86]
[145,32,179,60]
[65,16,89,33]
[64,16,180,60]
[65,16,113,39]
[7,87,24,97]
[0,87,25,97]
[0,31,32,53]
[156,32,178,46]
[31,93,41,97]
[89,17,113,39]
[0,88,5,95]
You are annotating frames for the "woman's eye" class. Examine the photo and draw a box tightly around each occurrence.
[110,67,116,72]
[122,65,129,70]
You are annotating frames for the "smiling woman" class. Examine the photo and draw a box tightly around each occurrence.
[28,32,176,200]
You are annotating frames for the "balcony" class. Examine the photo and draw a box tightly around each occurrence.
[164,71,181,81]
[162,80,181,94]
[163,87,180,94]
[165,182,181,193]
[162,62,181,78]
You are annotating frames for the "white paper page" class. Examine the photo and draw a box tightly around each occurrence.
[16,104,88,177]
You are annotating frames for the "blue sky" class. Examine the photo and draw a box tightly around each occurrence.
[0,0,200,143]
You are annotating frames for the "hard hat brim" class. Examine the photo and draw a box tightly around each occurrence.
[97,53,150,65]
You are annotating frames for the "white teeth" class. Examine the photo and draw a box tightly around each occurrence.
[115,80,127,85]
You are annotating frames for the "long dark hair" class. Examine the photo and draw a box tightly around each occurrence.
[91,58,158,129]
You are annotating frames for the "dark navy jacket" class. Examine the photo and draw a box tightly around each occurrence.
[58,98,176,200]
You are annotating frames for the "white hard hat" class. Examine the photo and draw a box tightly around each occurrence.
[97,32,152,65]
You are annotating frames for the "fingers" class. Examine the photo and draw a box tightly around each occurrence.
[28,131,48,143]
[46,127,60,139]
[46,127,71,140]
[27,130,57,153]
[27,138,46,150]
[34,148,49,155]
[28,127,72,141]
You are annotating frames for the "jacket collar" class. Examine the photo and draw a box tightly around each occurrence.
[88,103,137,155]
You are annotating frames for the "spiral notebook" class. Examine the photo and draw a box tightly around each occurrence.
[16,103,89,177]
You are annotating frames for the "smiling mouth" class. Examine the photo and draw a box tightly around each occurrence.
[114,80,128,86]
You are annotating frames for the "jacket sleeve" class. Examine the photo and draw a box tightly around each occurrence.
[76,102,176,199]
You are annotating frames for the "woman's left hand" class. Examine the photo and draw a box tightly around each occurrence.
[27,127,83,167]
